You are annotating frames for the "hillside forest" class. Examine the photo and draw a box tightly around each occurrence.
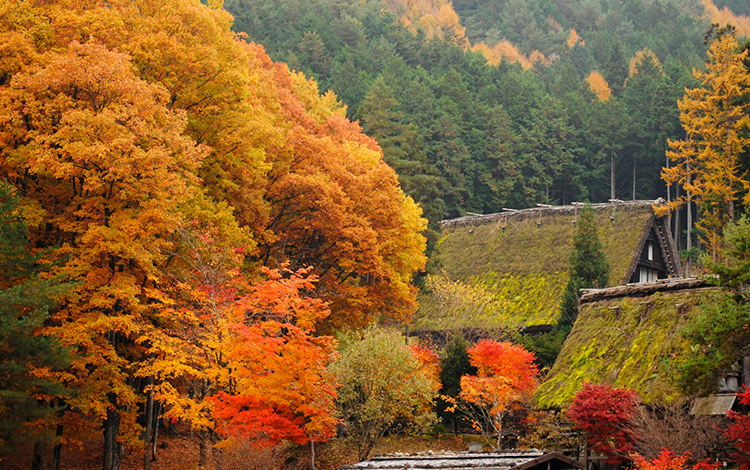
[3,0,750,469]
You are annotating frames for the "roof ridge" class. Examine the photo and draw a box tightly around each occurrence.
[440,199,666,228]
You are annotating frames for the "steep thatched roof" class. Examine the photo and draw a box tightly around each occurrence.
[414,200,677,331]
[533,278,717,409]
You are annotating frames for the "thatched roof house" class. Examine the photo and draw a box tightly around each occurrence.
[414,200,681,333]
[533,278,718,409]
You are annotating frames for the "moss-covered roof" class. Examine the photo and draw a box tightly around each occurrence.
[415,201,664,331]
[533,279,718,409]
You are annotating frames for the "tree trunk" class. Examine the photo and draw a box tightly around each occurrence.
[151,402,161,462]
[32,441,47,470]
[674,184,681,251]
[666,154,670,204]
[610,149,616,201]
[685,161,693,276]
[309,439,316,470]
[103,404,121,470]
[496,415,503,450]
[143,376,155,470]
[53,423,63,470]
[685,198,693,276]
[632,156,636,201]
[198,431,212,468]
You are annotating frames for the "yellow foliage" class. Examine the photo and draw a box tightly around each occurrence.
[629,48,663,78]
[567,29,584,49]
[0,0,428,453]
[529,50,549,67]
[586,71,612,101]
[702,0,750,38]
[436,5,470,49]
[473,40,541,70]
[663,34,750,260]
[384,0,470,49]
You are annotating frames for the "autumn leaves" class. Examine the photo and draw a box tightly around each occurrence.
[0,0,426,467]
[660,31,750,263]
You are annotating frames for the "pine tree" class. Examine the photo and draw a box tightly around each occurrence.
[558,203,610,328]
[603,39,629,98]
[437,335,476,431]
[355,76,446,225]
[0,182,71,461]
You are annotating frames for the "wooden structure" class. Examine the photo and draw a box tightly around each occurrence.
[626,216,681,283]
[340,450,584,470]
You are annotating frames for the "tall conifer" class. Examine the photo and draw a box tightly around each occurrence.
[0,182,70,462]
[558,203,610,328]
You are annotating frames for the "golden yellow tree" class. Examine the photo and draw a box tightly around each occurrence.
[586,71,612,102]
[0,39,206,469]
[660,31,750,262]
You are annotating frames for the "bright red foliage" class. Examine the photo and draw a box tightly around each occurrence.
[466,340,539,393]
[726,386,750,470]
[632,449,720,470]
[567,383,639,464]
[632,449,691,470]
[207,267,338,448]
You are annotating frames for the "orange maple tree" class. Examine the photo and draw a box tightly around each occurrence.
[458,340,539,449]
[0,38,205,467]
[254,62,428,329]
[142,220,337,467]
[209,267,337,447]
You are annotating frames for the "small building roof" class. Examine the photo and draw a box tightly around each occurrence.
[340,450,584,470]
[690,394,737,415]
[416,200,679,332]
[534,278,718,409]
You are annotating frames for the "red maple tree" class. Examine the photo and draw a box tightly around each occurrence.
[567,383,639,464]
[726,386,750,470]
[632,448,720,470]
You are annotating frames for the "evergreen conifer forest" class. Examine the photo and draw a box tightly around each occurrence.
[2,0,750,468]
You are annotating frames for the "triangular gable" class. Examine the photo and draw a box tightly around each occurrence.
[515,453,584,470]
[625,216,681,283]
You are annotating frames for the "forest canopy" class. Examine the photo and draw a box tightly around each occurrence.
[0,0,426,466]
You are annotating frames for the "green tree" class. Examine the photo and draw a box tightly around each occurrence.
[603,39,629,97]
[331,326,439,461]
[676,215,750,395]
[0,182,71,463]
[437,335,476,432]
[559,203,610,328]
[355,77,446,225]
[515,327,569,370]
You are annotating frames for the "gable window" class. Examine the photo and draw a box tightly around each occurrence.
[647,241,654,261]
[639,267,658,283]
